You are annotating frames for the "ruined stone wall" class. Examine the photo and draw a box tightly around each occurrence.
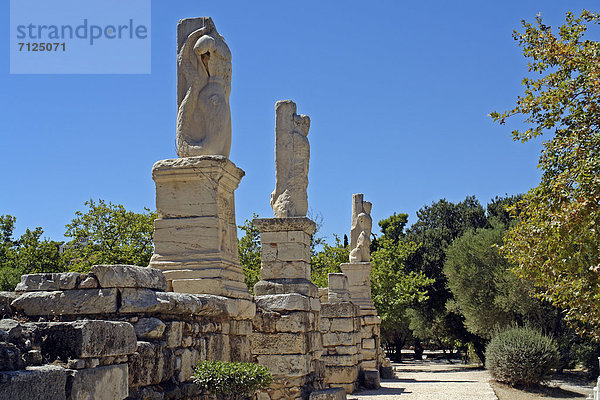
[0,265,254,400]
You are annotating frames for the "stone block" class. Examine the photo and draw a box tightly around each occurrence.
[361,360,377,369]
[0,319,22,342]
[255,294,310,312]
[118,289,230,316]
[252,309,280,333]
[250,333,308,354]
[14,273,83,292]
[335,345,359,355]
[165,321,183,348]
[323,332,360,347]
[229,335,251,362]
[134,317,166,340]
[0,292,18,315]
[91,265,167,290]
[255,354,310,377]
[254,278,317,297]
[41,320,137,359]
[323,366,357,384]
[276,242,310,262]
[254,217,316,235]
[309,387,346,400]
[128,342,175,387]
[261,261,310,280]
[361,348,377,361]
[363,369,380,389]
[320,303,356,318]
[206,334,229,361]
[330,318,355,333]
[320,317,331,333]
[171,277,252,300]
[380,365,394,379]
[0,342,25,371]
[328,383,355,395]
[0,365,68,400]
[69,364,128,400]
[362,338,375,349]
[322,354,359,367]
[178,347,201,382]
[11,289,118,316]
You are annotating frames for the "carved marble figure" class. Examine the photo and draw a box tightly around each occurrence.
[176,17,232,158]
[349,194,372,263]
[270,100,311,218]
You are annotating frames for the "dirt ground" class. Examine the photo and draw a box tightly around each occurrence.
[490,370,594,400]
[348,360,595,400]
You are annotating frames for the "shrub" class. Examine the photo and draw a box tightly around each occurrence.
[485,326,559,386]
[193,360,273,400]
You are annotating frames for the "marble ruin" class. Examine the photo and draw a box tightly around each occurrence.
[0,17,393,400]
[176,17,232,158]
[271,100,311,218]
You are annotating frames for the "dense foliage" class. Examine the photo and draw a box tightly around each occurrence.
[63,199,155,271]
[0,199,156,290]
[237,216,261,293]
[485,327,559,386]
[193,360,272,400]
[492,10,600,337]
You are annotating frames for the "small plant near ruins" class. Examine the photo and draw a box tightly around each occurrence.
[485,326,559,386]
[193,360,273,400]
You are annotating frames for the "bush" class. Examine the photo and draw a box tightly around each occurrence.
[485,326,559,386]
[193,360,273,400]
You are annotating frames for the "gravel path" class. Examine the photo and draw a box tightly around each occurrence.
[348,360,498,400]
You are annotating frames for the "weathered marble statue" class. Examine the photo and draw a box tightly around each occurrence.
[270,100,311,218]
[176,17,232,158]
[349,194,372,263]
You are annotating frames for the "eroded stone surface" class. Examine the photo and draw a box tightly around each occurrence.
[309,387,347,400]
[0,365,69,400]
[69,364,129,400]
[40,320,137,359]
[134,317,166,340]
[11,289,118,316]
[270,100,310,218]
[176,17,232,158]
[349,194,372,263]
[91,265,167,291]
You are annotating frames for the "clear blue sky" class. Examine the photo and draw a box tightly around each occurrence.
[1,0,597,243]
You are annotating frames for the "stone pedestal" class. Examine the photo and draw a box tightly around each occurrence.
[251,217,323,399]
[340,263,381,375]
[340,263,375,313]
[320,273,361,394]
[149,156,250,300]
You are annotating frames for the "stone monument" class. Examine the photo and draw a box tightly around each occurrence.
[251,101,324,399]
[149,17,250,302]
[271,100,311,218]
[176,17,232,157]
[340,194,381,385]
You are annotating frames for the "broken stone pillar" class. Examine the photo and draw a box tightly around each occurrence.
[340,193,383,383]
[320,274,361,394]
[251,101,323,399]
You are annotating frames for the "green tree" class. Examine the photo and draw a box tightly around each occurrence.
[371,237,432,359]
[238,216,261,292]
[491,10,600,336]
[403,196,489,358]
[443,225,544,339]
[0,215,64,290]
[63,199,156,271]
[310,235,348,288]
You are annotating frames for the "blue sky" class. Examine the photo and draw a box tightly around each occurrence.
[1,0,598,243]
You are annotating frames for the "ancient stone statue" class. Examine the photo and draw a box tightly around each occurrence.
[176,17,232,158]
[349,194,372,263]
[270,100,311,218]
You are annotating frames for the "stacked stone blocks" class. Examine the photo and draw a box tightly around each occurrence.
[1,265,254,400]
[251,217,325,399]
